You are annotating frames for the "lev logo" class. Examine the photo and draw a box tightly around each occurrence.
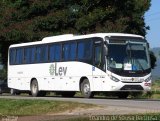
[49,63,67,76]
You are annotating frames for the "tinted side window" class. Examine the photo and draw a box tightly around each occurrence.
[55,44,61,61]
[94,38,105,70]
[42,46,48,62]
[15,48,23,64]
[70,42,76,60]
[63,42,77,61]
[95,45,102,69]
[24,47,31,64]
[31,47,36,63]
[63,43,70,61]
[49,44,61,62]
[78,40,92,61]
[36,45,48,63]
[9,48,16,65]
[49,44,55,62]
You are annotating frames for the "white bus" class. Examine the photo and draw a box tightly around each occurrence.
[8,33,152,98]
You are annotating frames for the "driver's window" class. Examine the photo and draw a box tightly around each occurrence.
[95,45,102,69]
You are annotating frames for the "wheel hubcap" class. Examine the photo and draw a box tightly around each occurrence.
[11,89,13,93]
[83,84,90,94]
[32,83,37,93]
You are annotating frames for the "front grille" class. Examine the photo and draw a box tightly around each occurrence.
[120,85,144,91]
[121,81,142,83]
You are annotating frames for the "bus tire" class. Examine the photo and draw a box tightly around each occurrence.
[31,79,39,97]
[10,88,20,95]
[81,79,94,98]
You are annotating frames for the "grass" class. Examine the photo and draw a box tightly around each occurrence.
[152,79,160,93]
[0,99,94,116]
[147,79,160,99]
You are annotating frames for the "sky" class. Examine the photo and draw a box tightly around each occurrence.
[145,0,160,48]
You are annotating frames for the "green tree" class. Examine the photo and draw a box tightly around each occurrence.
[0,0,156,68]
[0,0,151,41]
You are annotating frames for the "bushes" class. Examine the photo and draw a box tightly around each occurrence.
[0,68,7,80]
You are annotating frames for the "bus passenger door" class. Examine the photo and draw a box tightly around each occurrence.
[92,40,104,91]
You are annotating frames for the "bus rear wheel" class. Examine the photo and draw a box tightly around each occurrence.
[10,89,20,95]
[31,79,46,97]
[31,79,39,97]
[81,79,94,98]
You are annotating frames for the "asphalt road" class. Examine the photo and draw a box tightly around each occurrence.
[0,95,160,111]
[1,95,160,120]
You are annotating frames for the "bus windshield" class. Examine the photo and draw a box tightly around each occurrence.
[107,42,150,72]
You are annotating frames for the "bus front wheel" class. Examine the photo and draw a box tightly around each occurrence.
[81,79,94,98]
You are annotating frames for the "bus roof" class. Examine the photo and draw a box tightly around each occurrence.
[9,33,144,48]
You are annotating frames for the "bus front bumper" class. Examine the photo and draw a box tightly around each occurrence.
[106,81,151,92]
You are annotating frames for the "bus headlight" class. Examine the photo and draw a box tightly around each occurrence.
[145,76,152,82]
[110,75,120,82]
